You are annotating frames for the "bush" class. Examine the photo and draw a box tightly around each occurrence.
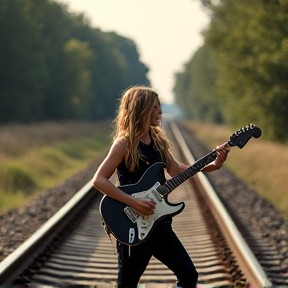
[3,164,37,194]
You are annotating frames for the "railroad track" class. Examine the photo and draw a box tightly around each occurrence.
[0,120,273,288]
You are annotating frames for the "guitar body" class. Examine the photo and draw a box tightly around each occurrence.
[99,162,185,246]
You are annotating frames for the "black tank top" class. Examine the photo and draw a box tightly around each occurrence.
[117,140,166,186]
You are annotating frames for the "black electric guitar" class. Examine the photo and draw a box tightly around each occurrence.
[99,124,262,246]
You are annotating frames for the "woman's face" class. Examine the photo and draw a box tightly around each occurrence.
[150,97,162,127]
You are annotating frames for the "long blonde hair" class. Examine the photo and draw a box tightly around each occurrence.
[114,85,171,171]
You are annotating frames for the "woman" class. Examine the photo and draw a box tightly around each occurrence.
[93,85,230,288]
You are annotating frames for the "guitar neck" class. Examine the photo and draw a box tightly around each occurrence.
[157,150,218,196]
[156,123,262,197]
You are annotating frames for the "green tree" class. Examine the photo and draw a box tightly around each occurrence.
[201,0,288,141]
[61,39,93,119]
[0,0,150,123]
[174,44,223,122]
[0,0,48,122]
[174,70,193,119]
[106,32,150,87]
[31,0,78,120]
[71,20,150,120]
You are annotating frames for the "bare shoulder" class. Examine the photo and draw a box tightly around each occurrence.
[109,136,127,157]
[112,136,127,149]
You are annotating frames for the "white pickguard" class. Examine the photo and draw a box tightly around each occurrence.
[130,182,184,241]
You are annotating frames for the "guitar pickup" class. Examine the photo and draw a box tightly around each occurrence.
[124,206,139,223]
[152,182,163,202]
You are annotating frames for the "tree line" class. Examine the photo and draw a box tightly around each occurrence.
[174,0,288,142]
[0,0,149,123]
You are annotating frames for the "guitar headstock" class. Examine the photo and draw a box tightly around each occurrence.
[228,124,262,149]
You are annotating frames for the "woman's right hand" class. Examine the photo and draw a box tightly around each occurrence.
[131,198,156,216]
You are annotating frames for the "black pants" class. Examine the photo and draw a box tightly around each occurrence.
[116,219,198,288]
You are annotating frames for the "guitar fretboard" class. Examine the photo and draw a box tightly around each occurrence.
[157,150,218,197]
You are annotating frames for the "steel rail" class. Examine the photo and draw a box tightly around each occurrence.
[0,180,95,287]
[169,120,272,288]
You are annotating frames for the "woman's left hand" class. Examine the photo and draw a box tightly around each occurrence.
[214,143,230,169]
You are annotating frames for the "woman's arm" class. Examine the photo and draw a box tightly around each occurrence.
[93,137,156,216]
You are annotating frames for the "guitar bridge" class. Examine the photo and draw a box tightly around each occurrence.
[124,206,139,223]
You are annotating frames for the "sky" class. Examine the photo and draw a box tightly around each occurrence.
[59,0,210,104]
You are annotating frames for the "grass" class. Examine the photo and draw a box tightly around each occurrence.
[184,121,288,219]
[0,120,112,213]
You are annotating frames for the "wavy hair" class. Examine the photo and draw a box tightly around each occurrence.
[114,85,171,171]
